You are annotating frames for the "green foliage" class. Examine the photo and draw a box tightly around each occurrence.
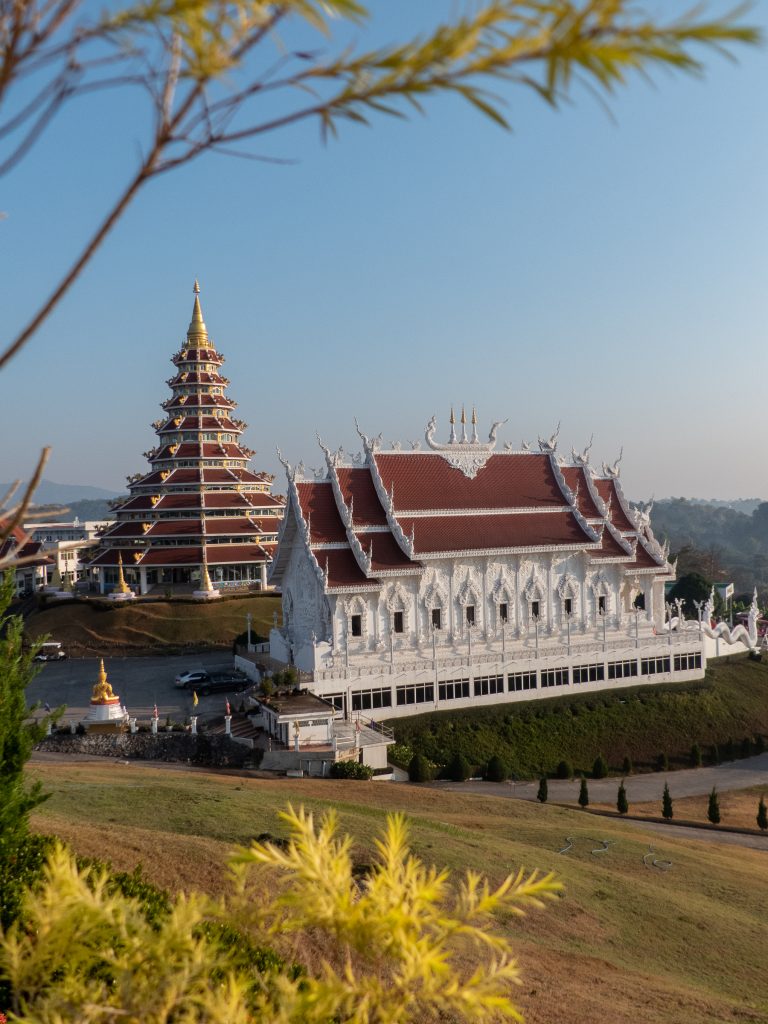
[329,760,374,780]
[708,787,721,825]
[657,752,669,772]
[446,752,472,782]
[757,796,768,832]
[578,777,589,809]
[740,737,752,759]
[668,573,714,612]
[537,776,548,804]
[0,808,560,1022]
[662,783,673,820]
[387,742,413,769]
[387,657,768,779]
[556,759,573,780]
[616,781,628,815]
[407,753,432,783]
[260,678,274,698]
[485,755,509,783]
[690,743,702,767]
[756,735,766,755]
[622,755,633,775]
[592,754,608,779]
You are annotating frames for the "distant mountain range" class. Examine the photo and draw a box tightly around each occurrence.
[1,478,120,505]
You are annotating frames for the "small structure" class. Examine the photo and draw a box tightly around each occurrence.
[82,659,128,733]
[251,690,394,776]
[192,556,221,600]
[107,553,135,601]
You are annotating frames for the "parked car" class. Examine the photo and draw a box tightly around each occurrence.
[174,669,211,689]
[34,642,67,661]
[197,672,249,696]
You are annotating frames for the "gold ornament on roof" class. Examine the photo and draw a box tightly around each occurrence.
[150,495,160,506]
[160,470,169,481]
[173,417,182,427]
[169,444,179,455]
[91,659,118,704]
[187,279,209,341]
[132,552,142,562]
[141,522,151,533]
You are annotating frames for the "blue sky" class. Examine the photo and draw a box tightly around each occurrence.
[2,2,766,501]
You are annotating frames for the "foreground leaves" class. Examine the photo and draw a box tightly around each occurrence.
[1,806,561,1022]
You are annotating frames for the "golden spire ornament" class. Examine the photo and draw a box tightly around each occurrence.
[115,552,131,595]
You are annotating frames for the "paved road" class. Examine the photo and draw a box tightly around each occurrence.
[435,752,768,804]
[28,654,254,724]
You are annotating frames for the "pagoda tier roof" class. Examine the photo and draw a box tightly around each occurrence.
[398,510,594,555]
[172,347,222,364]
[167,371,228,387]
[372,452,565,511]
[113,492,282,514]
[163,394,234,410]
[102,522,148,538]
[296,481,347,544]
[157,415,241,433]
[335,467,388,526]
[92,543,270,567]
[133,546,204,566]
[130,467,266,489]
[151,442,251,460]
[593,477,638,533]
[626,536,667,571]
[204,491,283,509]
[205,518,265,537]
[561,466,603,520]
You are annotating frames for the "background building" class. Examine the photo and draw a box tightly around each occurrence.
[90,284,284,594]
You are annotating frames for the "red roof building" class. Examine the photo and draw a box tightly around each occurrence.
[267,413,695,719]
[89,283,284,593]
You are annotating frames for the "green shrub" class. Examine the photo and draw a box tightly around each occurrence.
[657,752,669,772]
[592,754,608,779]
[757,796,767,832]
[537,777,548,804]
[446,753,472,782]
[616,781,628,815]
[408,754,432,783]
[707,787,721,825]
[740,737,752,759]
[578,777,589,808]
[622,755,633,775]
[485,755,509,783]
[556,760,573,780]
[388,743,413,769]
[690,743,702,767]
[756,735,766,755]
[329,761,373,780]
[662,782,673,820]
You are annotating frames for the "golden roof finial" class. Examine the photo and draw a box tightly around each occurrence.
[461,405,466,425]
[115,552,131,595]
[187,279,208,342]
[471,406,477,425]
[200,553,214,592]
[449,407,455,425]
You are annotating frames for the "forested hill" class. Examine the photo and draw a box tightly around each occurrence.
[650,498,768,590]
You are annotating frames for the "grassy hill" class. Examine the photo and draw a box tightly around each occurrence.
[24,594,281,654]
[27,760,768,1024]
[388,655,768,778]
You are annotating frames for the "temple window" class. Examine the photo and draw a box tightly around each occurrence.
[499,602,508,623]
[351,614,362,638]
[598,595,606,615]
[633,593,645,610]
[466,605,475,626]
[564,598,572,616]
[531,600,540,620]
[393,610,404,634]
[431,608,442,630]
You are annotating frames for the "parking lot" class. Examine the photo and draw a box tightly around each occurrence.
[28,653,256,725]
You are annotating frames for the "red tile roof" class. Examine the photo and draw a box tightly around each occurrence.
[139,546,203,566]
[399,510,595,554]
[295,482,347,543]
[374,452,566,510]
[355,531,415,571]
[629,540,665,570]
[593,479,637,533]
[206,544,267,564]
[102,522,147,538]
[319,548,371,588]
[146,519,202,536]
[590,525,632,559]
[205,518,261,536]
[335,468,388,526]
[561,467,603,519]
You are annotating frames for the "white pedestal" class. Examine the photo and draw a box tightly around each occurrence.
[107,591,135,602]
[193,588,220,601]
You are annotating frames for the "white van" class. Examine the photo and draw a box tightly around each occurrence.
[34,642,67,661]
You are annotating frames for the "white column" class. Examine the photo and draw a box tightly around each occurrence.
[190,716,197,735]
[151,717,158,735]
[545,557,554,635]
[513,557,521,637]
[139,568,148,595]
[260,561,268,589]
[225,715,232,736]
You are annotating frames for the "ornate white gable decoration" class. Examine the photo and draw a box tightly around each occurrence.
[590,571,611,596]
[383,581,412,612]
[571,434,593,467]
[557,572,579,599]
[456,571,481,607]
[538,421,560,454]
[424,409,507,479]
[602,446,623,478]
[422,572,447,609]
[523,571,544,601]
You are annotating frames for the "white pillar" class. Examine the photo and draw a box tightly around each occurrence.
[260,561,268,589]
[190,716,197,735]
[139,567,148,595]
[46,719,52,736]
[224,715,232,736]
[151,717,158,735]
[546,557,553,634]
[130,717,137,734]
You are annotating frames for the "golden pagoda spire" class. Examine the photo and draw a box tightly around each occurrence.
[115,552,131,595]
[187,279,208,342]
[200,553,214,592]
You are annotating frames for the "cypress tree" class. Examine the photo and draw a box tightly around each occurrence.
[616,781,629,815]
[486,755,509,783]
[657,752,669,772]
[690,743,702,767]
[661,782,673,820]
[757,796,768,832]
[407,754,432,783]
[447,752,472,782]
[578,777,589,809]
[556,760,572,780]
[592,754,608,779]
[707,786,721,825]
[537,776,548,804]
[622,755,633,776]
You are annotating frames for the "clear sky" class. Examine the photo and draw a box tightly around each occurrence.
[2,2,767,501]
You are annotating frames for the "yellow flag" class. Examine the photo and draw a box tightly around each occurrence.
[193,690,199,707]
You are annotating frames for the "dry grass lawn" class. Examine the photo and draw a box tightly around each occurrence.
[593,785,768,832]
[27,759,768,1024]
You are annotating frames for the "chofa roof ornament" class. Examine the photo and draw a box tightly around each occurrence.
[423,410,508,479]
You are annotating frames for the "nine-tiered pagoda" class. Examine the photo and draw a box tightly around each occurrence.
[90,283,284,594]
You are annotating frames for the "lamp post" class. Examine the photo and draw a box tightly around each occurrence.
[674,598,685,630]
[633,607,640,648]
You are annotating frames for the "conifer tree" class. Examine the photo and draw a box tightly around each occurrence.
[537,776,548,804]
[592,754,608,779]
[622,755,633,776]
[690,743,702,767]
[707,787,721,825]
[616,781,629,815]
[578,777,589,809]
[662,782,673,820]
[757,796,768,832]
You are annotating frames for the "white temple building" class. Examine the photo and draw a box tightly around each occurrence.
[268,412,753,721]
